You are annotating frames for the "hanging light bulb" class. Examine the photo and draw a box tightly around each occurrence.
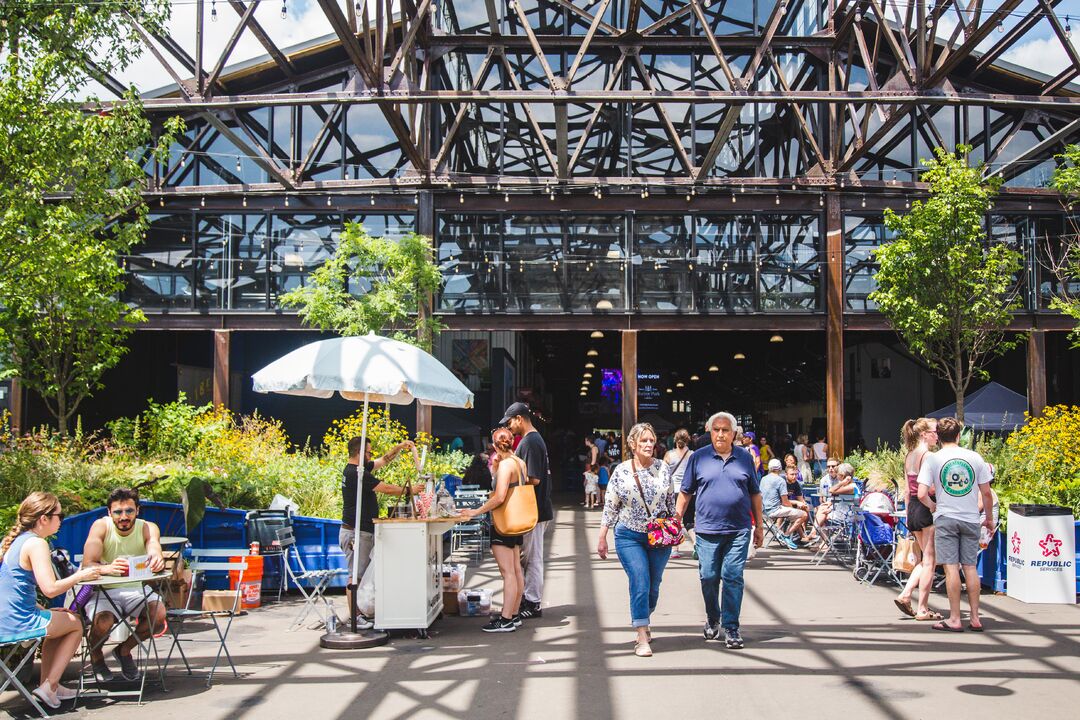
[414,193,420,205]
[285,195,290,207]
[326,196,332,207]
[280,0,288,19]
[355,1,362,12]
[370,194,376,206]
[211,1,218,22]
[180,155,186,168]
[459,192,465,204]
[200,196,205,208]
[732,192,737,203]
[1067,16,1073,39]
[904,198,910,209]
[775,194,780,205]
[861,195,866,208]
[242,195,247,208]
[236,156,241,172]
[819,194,824,207]
[997,20,1004,33]
[504,192,510,203]
[159,197,165,207]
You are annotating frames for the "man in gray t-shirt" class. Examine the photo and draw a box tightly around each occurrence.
[917,417,993,632]
[759,459,808,547]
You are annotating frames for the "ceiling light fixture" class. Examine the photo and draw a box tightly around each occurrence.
[587,349,599,357]
[595,300,614,310]
[708,365,719,372]
[733,353,746,360]
[690,375,700,381]
[770,334,784,343]
[676,382,685,388]
[591,331,604,338]
[585,362,595,369]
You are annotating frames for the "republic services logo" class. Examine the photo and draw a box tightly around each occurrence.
[1039,534,1062,558]
[1010,532,1021,555]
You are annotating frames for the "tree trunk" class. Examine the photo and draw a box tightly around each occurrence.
[953,350,965,424]
[56,388,67,436]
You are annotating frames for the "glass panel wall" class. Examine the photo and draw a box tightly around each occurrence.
[124,212,194,309]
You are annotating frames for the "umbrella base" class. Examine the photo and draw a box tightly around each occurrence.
[320,628,390,649]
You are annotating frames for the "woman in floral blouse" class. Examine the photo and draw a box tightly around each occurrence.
[596,422,674,657]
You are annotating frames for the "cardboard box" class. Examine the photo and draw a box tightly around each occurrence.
[165,570,192,610]
[442,591,459,615]
[201,590,239,613]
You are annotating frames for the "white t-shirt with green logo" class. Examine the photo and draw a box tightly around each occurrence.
[916,445,990,524]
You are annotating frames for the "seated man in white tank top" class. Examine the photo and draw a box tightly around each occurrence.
[82,487,166,682]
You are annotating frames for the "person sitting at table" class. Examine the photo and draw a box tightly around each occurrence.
[783,465,817,543]
[81,487,166,682]
[813,462,857,544]
[0,492,103,709]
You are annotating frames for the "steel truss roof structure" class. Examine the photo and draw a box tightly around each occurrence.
[93,0,1080,199]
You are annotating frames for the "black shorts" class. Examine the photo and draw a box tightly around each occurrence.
[490,528,524,548]
[907,496,934,532]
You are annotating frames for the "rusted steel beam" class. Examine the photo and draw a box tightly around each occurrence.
[205,0,259,96]
[200,111,297,190]
[228,1,297,79]
[924,0,1023,88]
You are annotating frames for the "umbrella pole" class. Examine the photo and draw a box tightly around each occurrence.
[323,392,387,649]
[350,393,370,634]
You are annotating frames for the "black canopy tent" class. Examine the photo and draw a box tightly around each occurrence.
[927,382,1028,433]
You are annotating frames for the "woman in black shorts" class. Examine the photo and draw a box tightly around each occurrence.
[460,427,536,633]
[895,418,941,621]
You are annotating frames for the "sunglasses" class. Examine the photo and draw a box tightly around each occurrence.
[45,511,65,521]
[826,464,838,469]
[111,508,137,517]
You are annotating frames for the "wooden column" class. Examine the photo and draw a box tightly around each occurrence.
[1027,330,1047,418]
[9,378,23,436]
[415,189,434,436]
[213,330,231,409]
[825,193,845,458]
[621,330,638,453]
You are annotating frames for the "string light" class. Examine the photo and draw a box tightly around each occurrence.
[242,195,247,207]
[459,192,464,204]
[200,196,205,207]
[280,0,288,20]
[211,0,217,22]
[731,192,736,203]
[235,156,241,172]
[775,194,780,205]
[326,196,332,207]
[370,194,376,206]
[284,195,290,207]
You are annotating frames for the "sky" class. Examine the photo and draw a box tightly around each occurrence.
[78,0,1080,99]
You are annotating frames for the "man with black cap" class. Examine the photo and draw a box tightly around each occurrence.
[500,401,551,619]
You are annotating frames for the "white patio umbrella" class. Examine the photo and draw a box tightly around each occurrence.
[252,333,473,641]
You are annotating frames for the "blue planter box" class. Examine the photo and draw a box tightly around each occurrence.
[53,501,347,592]
[977,520,1080,595]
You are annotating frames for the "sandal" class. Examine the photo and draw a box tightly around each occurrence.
[915,610,943,621]
[893,597,915,618]
[968,622,984,632]
[931,621,963,632]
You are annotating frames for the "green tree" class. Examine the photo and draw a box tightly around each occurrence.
[0,3,180,434]
[1048,144,1080,345]
[870,146,1024,422]
[280,224,445,349]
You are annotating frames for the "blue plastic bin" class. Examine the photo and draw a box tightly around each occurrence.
[53,501,347,592]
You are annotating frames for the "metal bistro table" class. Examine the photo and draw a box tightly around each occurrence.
[77,572,171,705]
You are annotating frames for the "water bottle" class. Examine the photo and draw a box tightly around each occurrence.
[820,476,831,500]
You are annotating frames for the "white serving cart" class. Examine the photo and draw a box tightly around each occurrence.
[373,516,463,637]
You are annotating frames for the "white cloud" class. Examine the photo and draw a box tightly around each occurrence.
[1002,35,1073,77]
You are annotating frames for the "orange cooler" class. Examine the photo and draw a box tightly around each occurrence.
[229,555,263,609]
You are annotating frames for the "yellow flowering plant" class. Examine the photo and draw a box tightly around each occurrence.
[999,405,1080,519]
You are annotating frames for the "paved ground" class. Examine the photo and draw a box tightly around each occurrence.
[5,497,1080,720]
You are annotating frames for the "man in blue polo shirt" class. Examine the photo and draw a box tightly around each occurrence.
[675,411,763,649]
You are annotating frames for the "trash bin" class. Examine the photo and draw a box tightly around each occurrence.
[230,555,263,609]
[1006,504,1076,604]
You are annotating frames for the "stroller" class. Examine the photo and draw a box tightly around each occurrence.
[852,510,902,587]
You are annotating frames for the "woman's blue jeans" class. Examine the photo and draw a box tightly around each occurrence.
[614,525,672,627]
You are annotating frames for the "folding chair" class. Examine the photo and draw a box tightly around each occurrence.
[759,513,790,549]
[813,500,857,567]
[277,527,347,631]
[450,492,489,564]
[852,511,902,587]
[245,509,292,601]
[163,550,247,687]
[1,631,49,718]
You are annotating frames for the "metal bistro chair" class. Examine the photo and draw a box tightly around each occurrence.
[1,630,49,718]
[163,549,248,687]
[277,527,347,631]
[451,492,489,564]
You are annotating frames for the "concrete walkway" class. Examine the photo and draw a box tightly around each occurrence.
[5,498,1080,719]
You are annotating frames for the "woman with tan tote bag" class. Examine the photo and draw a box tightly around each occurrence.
[460,427,538,633]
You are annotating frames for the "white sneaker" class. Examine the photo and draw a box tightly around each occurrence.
[32,685,61,710]
[352,616,375,630]
[54,683,79,700]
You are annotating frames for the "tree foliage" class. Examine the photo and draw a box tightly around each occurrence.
[1048,144,1080,345]
[280,224,445,349]
[0,3,181,434]
[870,146,1024,421]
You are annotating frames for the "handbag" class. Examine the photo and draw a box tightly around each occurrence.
[632,463,684,547]
[492,462,538,536]
[893,535,918,573]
